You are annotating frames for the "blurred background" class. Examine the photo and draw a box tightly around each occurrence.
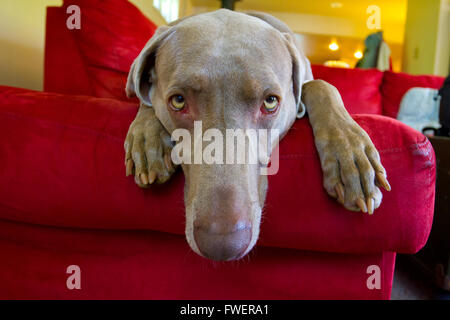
[0,0,448,91]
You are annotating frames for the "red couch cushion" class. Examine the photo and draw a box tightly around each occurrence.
[311,65,384,115]
[0,219,395,299]
[381,71,445,118]
[45,0,156,100]
[0,86,435,255]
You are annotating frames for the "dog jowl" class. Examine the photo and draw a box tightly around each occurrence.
[124,10,391,261]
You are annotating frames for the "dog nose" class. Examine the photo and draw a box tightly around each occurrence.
[193,219,252,261]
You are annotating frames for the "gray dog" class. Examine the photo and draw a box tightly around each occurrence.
[124,9,391,261]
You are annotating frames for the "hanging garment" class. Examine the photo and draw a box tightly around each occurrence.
[356,31,383,69]
[376,41,391,71]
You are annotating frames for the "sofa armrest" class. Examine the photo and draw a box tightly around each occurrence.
[0,86,435,254]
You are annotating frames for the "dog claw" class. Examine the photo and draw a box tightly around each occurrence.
[356,198,367,213]
[164,154,173,171]
[148,171,157,184]
[367,198,374,215]
[334,183,345,203]
[140,173,149,185]
[126,159,133,176]
[376,172,391,192]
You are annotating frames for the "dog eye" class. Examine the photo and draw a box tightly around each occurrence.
[170,95,185,110]
[262,95,279,113]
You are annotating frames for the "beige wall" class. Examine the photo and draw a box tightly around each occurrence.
[0,0,167,91]
[0,0,62,91]
[434,0,450,75]
[129,0,167,25]
[402,0,449,76]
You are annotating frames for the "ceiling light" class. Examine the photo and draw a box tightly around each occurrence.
[329,41,339,51]
[354,50,363,59]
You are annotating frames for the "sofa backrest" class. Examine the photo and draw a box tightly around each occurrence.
[45,0,156,101]
[44,0,445,117]
[380,71,444,118]
[45,6,94,97]
[309,65,445,117]
[311,65,384,115]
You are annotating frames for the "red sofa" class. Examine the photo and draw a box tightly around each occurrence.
[0,0,444,299]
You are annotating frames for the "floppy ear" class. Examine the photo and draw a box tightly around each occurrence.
[281,32,310,118]
[281,33,302,117]
[126,26,174,106]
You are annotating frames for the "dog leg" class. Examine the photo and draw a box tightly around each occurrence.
[124,104,175,187]
[302,80,391,214]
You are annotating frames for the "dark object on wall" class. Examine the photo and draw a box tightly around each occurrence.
[220,0,240,10]
[437,76,450,137]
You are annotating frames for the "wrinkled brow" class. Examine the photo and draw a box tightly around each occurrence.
[167,70,213,93]
[169,64,282,89]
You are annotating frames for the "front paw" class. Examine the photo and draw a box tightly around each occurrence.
[124,115,175,187]
[315,120,391,214]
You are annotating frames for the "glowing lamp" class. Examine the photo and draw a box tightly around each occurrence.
[328,42,339,51]
[354,50,363,59]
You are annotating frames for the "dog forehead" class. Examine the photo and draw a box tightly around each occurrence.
[157,18,291,86]
[165,10,288,58]
[177,9,277,35]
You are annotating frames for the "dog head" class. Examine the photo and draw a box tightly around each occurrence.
[127,9,309,260]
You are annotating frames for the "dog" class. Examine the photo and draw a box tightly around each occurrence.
[124,9,391,261]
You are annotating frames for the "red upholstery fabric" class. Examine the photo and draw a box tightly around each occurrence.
[311,65,384,115]
[44,7,94,97]
[381,71,445,118]
[0,86,435,255]
[0,219,395,299]
[45,0,156,100]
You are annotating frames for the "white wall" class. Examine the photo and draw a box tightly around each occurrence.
[0,0,62,91]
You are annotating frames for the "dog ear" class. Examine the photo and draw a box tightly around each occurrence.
[126,26,174,106]
[281,32,309,118]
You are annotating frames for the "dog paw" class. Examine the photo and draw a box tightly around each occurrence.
[314,119,391,214]
[124,109,175,187]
